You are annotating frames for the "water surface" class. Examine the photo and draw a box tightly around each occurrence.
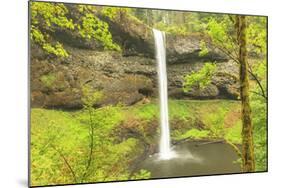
[136,141,241,178]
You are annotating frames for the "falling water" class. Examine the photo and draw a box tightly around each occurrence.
[153,29,174,160]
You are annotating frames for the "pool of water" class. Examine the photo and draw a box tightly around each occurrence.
[135,141,241,178]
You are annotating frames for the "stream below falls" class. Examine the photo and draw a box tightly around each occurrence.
[136,141,241,178]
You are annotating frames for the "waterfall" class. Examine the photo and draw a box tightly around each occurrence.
[153,29,174,160]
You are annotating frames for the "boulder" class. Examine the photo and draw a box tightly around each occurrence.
[166,34,228,64]
[167,61,239,99]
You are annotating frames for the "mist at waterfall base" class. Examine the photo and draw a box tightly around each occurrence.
[136,141,241,178]
[137,29,241,178]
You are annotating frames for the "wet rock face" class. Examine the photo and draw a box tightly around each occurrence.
[30,51,156,109]
[31,48,239,109]
[30,21,239,109]
[30,59,83,109]
[167,60,239,100]
[166,34,228,64]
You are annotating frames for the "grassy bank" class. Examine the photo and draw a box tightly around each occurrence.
[31,99,266,186]
[128,99,242,144]
[31,106,149,186]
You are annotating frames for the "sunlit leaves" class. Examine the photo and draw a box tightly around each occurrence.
[199,40,209,57]
[101,7,119,20]
[31,2,75,30]
[246,17,267,55]
[250,84,267,171]
[183,63,217,93]
[31,25,69,57]
[101,7,132,21]
[206,16,236,53]
[78,13,121,51]
[30,2,121,58]
[81,85,103,108]
[30,2,74,57]
[42,42,69,57]
[252,60,267,80]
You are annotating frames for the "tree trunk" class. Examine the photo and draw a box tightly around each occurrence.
[236,15,255,172]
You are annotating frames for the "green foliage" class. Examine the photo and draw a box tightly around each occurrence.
[132,103,158,120]
[174,128,210,141]
[224,121,242,144]
[204,108,228,137]
[246,17,267,55]
[81,86,103,108]
[31,109,89,185]
[155,22,188,35]
[198,100,242,144]
[168,100,193,120]
[43,42,69,57]
[31,2,74,57]
[31,105,138,186]
[199,40,209,57]
[205,15,267,100]
[131,100,193,121]
[131,100,242,144]
[31,2,75,29]
[252,60,267,80]
[31,26,69,57]
[31,99,247,186]
[101,7,131,21]
[250,86,267,171]
[204,15,267,58]
[248,49,267,171]
[131,169,151,180]
[40,73,56,88]
[206,16,235,51]
[30,2,121,58]
[183,63,217,93]
[77,6,121,51]
[101,7,118,20]
[204,15,267,170]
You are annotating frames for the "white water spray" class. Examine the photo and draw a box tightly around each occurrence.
[153,29,174,160]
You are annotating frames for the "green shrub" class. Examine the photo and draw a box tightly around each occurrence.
[183,63,217,93]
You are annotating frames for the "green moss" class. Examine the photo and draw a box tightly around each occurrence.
[225,121,242,144]
[173,128,210,141]
[168,100,192,120]
[131,169,151,180]
[40,73,56,88]
[129,103,158,120]
[203,107,228,137]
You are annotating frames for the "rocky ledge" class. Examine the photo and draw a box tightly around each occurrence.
[31,46,239,109]
[30,15,240,109]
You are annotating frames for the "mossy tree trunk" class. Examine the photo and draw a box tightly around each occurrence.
[236,15,255,172]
